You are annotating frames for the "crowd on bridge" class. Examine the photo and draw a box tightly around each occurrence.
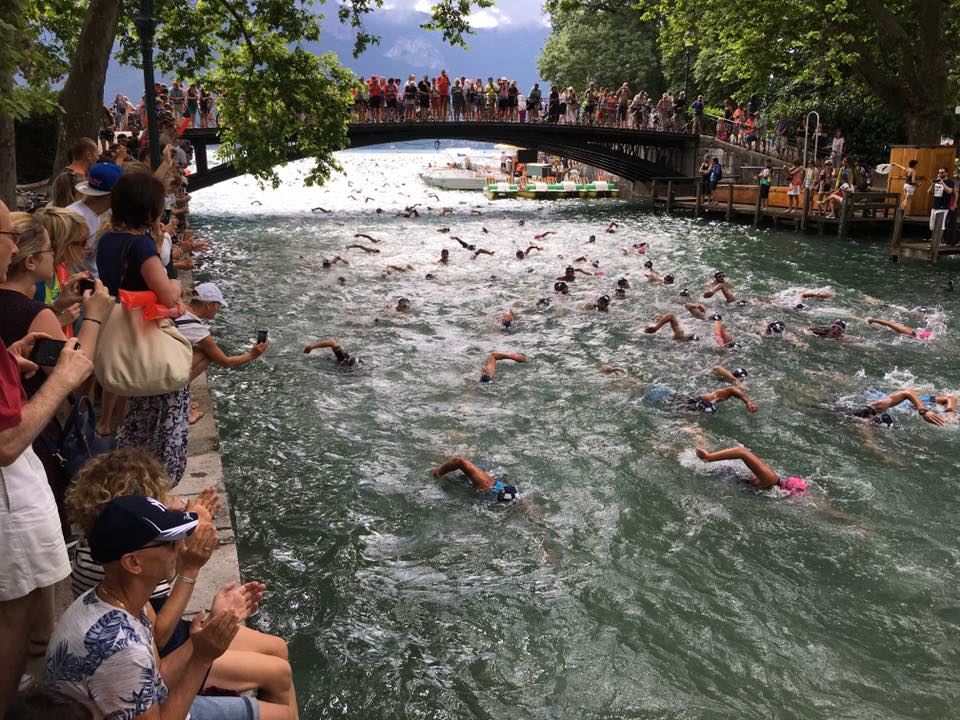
[104,82,221,140]
[352,71,700,132]
[1,130,297,718]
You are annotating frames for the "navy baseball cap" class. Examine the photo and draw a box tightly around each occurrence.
[88,496,198,564]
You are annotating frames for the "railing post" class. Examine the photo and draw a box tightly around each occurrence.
[887,207,904,262]
[194,141,208,175]
[753,184,762,226]
[651,178,658,210]
[666,180,674,213]
[931,211,946,265]
[800,187,811,232]
[726,182,734,222]
[695,176,703,217]
[838,193,851,240]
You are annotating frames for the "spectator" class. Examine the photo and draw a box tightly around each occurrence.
[928,166,955,237]
[96,172,191,484]
[32,208,92,330]
[775,112,790,159]
[169,80,186,121]
[42,495,277,720]
[831,128,844,167]
[0,200,95,717]
[692,94,704,135]
[65,162,123,279]
[64,449,297,714]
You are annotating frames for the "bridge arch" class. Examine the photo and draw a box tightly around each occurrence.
[183,122,696,191]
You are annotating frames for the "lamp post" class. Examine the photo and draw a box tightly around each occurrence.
[134,0,161,170]
[683,38,693,96]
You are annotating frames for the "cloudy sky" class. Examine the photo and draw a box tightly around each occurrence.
[106,0,553,101]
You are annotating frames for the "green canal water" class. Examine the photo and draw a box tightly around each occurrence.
[190,144,960,719]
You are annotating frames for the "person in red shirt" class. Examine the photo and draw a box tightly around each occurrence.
[436,69,450,122]
[368,74,382,123]
[0,200,96,717]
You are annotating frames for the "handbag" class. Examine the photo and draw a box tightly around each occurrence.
[94,301,192,396]
[37,396,116,482]
[93,235,192,397]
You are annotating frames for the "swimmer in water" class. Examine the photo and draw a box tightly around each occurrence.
[684,303,708,319]
[353,233,381,244]
[396,298,411,312]
[645,270,675,285]
[807,319,853,341]
[617,277,630,290]
[439,249,450,265]
[703,271,735,303]
[501,309,514,328]
[303,338,359,367]
[474,248,495,258]
[554,281,569,295]
[533,231,555,240]
[430,455,518,503]
[583,295,610,312]
[695,445,808,496]
[479,352,528,383]
[711,365,748,385]
[346,243,379,254]
[854,389,945,427]
[386,264,414,274]
[709,314,740,348]
[605,221,618,233]
[865,316,935,340]
[515,244,542,259]
[644,313,699,341]
[557,265,592,282]
[451,237,476,251]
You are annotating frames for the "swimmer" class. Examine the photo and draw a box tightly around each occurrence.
[346,244,379,254]
[557,265,592,282]
[521,244,542,257]
[430,455,518,503]
[533,231,555,240]
[310,206,330,213]
[644,313,699,342]
[479,352,528,383]
[927,394,959,423]
[451,237,476,251]
[583,295,610,312]
[353,233,381,244]
[807,319,853,341]
[501,309,514,329]
[605,221,618,233]
[703,272,735,303]
[865,316,935,340]
[709,314,740,349]
[303,338,359,367]
[617,278,630,290]
[645,270,675,285]
[386,264,414,274]
[439,248,450,265]
[587,234,597,244]
[395,298,411,311]
[853,389,945,427]
[536,297,551,308]
[684,303,707,319]
[554,281,569,295]
[437,227,450,233]
[711,365,748,385]
[614,287,627,298]
[473,248,495,258]
[695,445,807,496]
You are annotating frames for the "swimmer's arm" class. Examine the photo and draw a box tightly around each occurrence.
[573,268,593,276]
[801,290,832,299]
[710,365,741,385]
[303,339,340,354]
[933,395,958,412]
[644,271,661,282]
[524,245,542,255]
[431,456,495,490]
[331,256,348,265]
[709,386,758,412]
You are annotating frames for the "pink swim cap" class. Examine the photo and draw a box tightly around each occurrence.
[638,247,647,254]
[780,476,808,497]
[916,328,933,340]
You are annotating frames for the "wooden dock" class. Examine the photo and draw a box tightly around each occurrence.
[650,176,957,264]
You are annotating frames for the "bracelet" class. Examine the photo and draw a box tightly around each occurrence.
[83,317,102,326]
[177,574,197,585]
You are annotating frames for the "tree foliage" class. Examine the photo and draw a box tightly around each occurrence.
[537,3,664,96]
[3,0,495,188]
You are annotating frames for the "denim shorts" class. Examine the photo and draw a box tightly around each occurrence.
[190,695,260,720]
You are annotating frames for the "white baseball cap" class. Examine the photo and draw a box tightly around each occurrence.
[193,282,226,306]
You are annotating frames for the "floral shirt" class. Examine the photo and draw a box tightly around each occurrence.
[43,589,169,720]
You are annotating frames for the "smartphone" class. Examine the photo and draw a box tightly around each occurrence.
[256,330,268,344]
[28,338,67,366]
[76,278,96,295]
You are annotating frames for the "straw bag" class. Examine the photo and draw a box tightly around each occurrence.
[94,301,192,396]
[93,235,192,396]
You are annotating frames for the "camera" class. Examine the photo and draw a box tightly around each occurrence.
[76,278,96,295]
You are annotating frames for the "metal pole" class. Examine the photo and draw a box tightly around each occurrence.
[135,0,161,170]
[683,48,690,96]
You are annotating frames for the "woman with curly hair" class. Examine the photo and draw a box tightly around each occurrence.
[66,448,298,716]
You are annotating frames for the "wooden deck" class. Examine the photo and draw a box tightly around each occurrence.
[650,177,956,265]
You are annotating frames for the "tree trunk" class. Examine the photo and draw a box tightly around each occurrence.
[0,2,16,208]
[902,107,947,146]
[52,0,122,175]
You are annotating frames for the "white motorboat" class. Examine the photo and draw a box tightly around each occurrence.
[419,148,498,191]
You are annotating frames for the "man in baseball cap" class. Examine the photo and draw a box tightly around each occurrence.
[68,162,123,278]
[193,281,227,306]
[43,495,278,719]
